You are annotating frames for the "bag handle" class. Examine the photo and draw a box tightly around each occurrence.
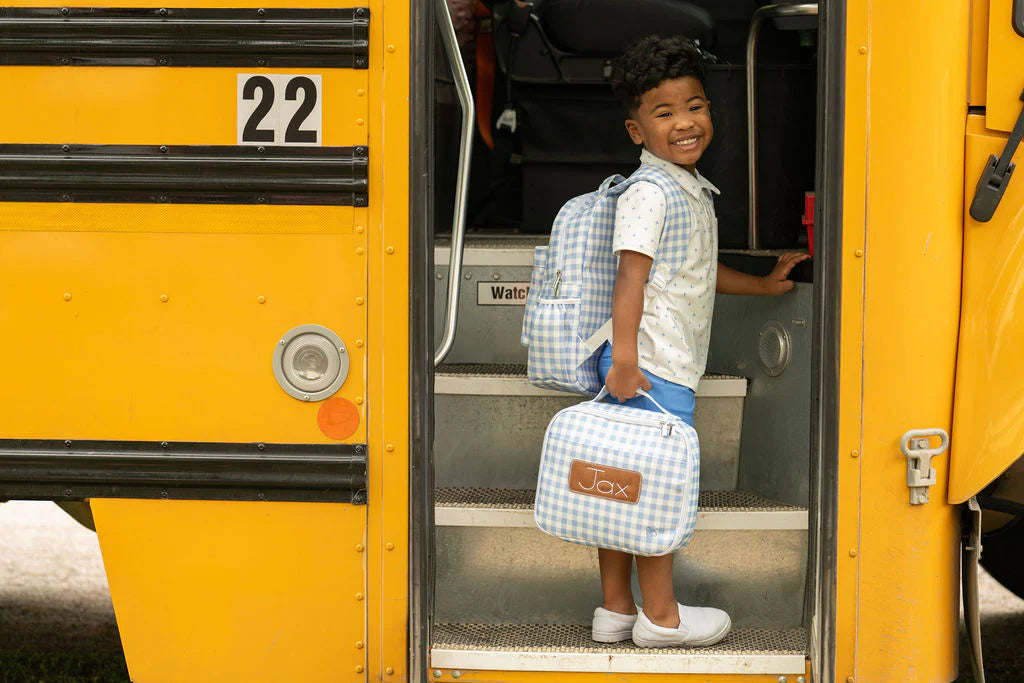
[592,386,676,419]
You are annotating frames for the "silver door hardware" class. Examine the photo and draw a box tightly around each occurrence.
[900,428,949,505]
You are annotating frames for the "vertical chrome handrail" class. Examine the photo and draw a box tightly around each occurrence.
[747,3,818,249]
[434,0,474,366]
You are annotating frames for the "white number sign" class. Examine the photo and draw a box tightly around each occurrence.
[237,74,323,146]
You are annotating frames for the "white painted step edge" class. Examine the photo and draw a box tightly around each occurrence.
[436,374,748,398]
[430,648,807,675]
[435,506,808,531]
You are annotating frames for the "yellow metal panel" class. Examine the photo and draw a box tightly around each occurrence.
[92,499,367,682]
[843,3,967,682]
[0,229,366,444]
[969,0,989,105]
[987,0,1024,132]
[950,115,1024,503]
[0,68,365,146]
[363,0,411,679]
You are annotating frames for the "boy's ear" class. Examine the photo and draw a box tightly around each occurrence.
[624,119,644,145]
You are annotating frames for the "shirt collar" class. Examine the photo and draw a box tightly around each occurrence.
[640,148,720,199]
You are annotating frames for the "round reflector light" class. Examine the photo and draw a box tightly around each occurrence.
[273,325,349,401]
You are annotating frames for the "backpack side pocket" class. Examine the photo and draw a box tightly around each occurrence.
[526,297,584,393]
[520,246,549,347]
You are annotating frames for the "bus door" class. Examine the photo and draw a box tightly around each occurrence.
[0,2,411,680]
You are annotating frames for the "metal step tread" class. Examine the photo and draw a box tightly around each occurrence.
[431,623,806,674]
[435,487,808,530]
[436,363,747,398]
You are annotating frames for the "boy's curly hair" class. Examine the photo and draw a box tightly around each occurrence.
[610,36,707,115]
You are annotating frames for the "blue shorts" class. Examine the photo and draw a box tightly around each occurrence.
[597,343,695,427]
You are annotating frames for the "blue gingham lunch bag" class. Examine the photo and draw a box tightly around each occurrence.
[534,388,700,557]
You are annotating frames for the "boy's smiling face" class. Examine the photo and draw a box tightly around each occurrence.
[625,76,712,175]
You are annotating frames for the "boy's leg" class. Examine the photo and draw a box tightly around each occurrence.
[598,548,637,614]
[635,553,680,628]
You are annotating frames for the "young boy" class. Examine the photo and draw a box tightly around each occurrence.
[592,36,809,647]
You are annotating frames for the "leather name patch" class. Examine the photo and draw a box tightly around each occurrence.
[568,459,642,504]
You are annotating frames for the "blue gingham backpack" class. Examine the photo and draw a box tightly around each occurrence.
[520,165,691,396]
[534,388,700,556]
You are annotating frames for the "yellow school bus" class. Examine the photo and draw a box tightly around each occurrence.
[0,0,1021,681]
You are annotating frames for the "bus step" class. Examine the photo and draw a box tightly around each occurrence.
[430,623,807,675]
[434,487,808,531]
[435,363,748,398]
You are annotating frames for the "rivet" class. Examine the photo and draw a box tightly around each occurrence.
[854,249,864,258]
[257,296,267,304]
[452,672,462,679]
[355,297,365,305]
[355,543,364,552]
[158,58,168,66]
[386,444,395,452]
[62,145,70,153]
[160,491,169,499]
[61,194,71,202]
[433,672,443,679]
[355,640,364,649]
[63,292,72,301]
[355,665,364,673]
[64,488,73,497]
[257,443,265,451]
[849,549,858,557]
[64,440,72,448]
[160,294,169,302]
[355,397,363,405]
[356,247,365,255]
[356,88,366,97]
[60,7,70,16]
[436,272,444,280]
[847,678,855,683]
[158,8,168,16]
[798,677,807,683]
[257,8,266,16]
[492,273,500,280]
[387,44,396,53]
[355,592,364,601]
[355,339,364,347]
[339,347,346,354]
[464,273,472,280]
[385,666,394,675]
[257,492,265,500]
[386,542,394,551]
[303,395,310,401]
[355,225,365,233]
[161,442,169,449]
[858,46,868,54]
[257,146,266,154]
[851,449,859,458]
[158,195,168,203]
[356,118,365,126]
[159,145,168,153]
[779,677,788,683]
[386,246,395,254]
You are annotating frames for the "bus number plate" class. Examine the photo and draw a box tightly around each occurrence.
[237,74,323,146]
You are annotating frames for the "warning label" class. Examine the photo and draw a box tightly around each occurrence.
[477,282,530,306]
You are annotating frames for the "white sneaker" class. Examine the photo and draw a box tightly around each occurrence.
[591,606,638,643]
[631,603,732,648]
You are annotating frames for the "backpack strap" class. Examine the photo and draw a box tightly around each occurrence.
[582,165,699,354]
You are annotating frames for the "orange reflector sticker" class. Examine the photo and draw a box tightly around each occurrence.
[317,397,360,440]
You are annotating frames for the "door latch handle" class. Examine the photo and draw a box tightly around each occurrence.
[969,88,1024,222]
[900,429,950,505]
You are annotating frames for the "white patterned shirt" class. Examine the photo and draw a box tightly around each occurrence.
[612,149,720,390]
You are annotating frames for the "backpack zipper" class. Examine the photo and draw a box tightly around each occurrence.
[575,403,678,437]
[552,269,562,297]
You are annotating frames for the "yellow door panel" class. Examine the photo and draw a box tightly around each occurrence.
[951,115,1024,502]
[987,0,1024,132]
[92,499,367,682]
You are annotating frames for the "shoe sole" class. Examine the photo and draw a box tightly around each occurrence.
[631,618,732,648]
[591,628,634,643]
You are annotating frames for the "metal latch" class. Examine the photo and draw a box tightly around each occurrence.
[900,429,950,505]
[969,88,1024,222]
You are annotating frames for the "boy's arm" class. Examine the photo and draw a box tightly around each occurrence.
[716,252,810,295]
[606,250,654,401]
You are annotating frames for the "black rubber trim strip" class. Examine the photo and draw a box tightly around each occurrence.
[0,7,369,68]
[0,144,368,206]
[0,439,368,503]
[1015,0,1024,38]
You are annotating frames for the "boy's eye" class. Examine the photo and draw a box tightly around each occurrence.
[656,111,671,118]
[690,104,705,112]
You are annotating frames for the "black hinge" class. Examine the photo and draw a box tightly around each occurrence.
[969,88,1024,223]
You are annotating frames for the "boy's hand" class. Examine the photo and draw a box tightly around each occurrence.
[759,252,811,295]
[605,363,652,402]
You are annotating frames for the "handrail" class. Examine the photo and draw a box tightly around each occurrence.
[433,0,475,367]
[747,3,818,249]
